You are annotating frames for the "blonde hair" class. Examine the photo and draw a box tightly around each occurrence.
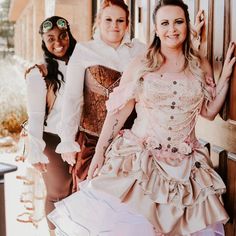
[143,0,203,79]
[93,0,129,33]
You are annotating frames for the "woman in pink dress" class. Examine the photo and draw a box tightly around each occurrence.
[48,0,235,235]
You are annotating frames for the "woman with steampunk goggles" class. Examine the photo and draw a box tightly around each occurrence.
[25,15,76,235]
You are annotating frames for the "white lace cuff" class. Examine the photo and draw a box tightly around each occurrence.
[55,141,81,154]
[27,134,49,164]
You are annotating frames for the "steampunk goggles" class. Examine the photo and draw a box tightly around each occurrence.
[42,18,68,33]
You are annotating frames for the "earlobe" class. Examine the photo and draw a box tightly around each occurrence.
[97,17,101,28]
[155,30,159,37]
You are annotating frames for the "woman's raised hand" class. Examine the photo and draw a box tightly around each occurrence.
[193,10,205,37]
[221,42,236,81]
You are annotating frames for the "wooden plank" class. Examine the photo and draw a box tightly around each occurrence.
[226,158,236,228]
[198,0,213,60]
[219,0,231,120]
[229,158,236,234]
[212,0,225,81]
[219,150,228,184]
[218,150,236,235]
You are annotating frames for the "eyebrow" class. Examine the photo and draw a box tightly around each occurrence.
[45,31,67,37]
[104,16,126,19]
[44,34,55,38]
[161,17,184,21]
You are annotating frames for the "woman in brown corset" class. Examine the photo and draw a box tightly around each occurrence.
[55,0,146,191]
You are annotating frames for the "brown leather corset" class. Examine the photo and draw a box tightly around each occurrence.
[79,65,122,136]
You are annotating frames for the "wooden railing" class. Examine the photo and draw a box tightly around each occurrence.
[218,149,236,236]
[200,140,236,236]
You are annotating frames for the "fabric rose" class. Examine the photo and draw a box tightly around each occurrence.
[144,137,160,150]
[178,142,192,155]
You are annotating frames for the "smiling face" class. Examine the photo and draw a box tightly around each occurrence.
[155,5,187,50]
[42,27,70,59]
[98,4,128,48]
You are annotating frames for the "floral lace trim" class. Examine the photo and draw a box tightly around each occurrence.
[119,130,201,167]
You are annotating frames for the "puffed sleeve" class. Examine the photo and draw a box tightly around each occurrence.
[56,43,84,153]
[106,79,138,114]
[26,68,49,164]
[202,75,216,107]
[106,56,143,114]
[130,38,147,57]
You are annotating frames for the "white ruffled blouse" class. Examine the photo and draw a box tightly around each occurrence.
[26,60,67,164]
[56,31,146,154]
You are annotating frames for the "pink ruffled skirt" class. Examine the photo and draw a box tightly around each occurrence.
[49,130,228,235]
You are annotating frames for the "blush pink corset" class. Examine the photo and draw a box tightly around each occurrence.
[131,71,204,159]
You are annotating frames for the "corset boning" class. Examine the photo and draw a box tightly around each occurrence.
[80,65,122,136]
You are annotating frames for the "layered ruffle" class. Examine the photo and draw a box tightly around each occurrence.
[106,79,138,114]
[27,133,49,164]
[48,184,156,236]
[55,140,81,154]
[49,129,228,235]
[89,130,228,235]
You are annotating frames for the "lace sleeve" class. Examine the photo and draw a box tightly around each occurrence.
[106,79,138,114]
[106,55,144,114]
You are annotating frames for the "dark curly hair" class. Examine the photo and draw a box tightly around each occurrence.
[39,16,77,94]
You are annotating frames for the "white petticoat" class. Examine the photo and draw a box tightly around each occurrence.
[48,181,155,236]
[48,181,225,236]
